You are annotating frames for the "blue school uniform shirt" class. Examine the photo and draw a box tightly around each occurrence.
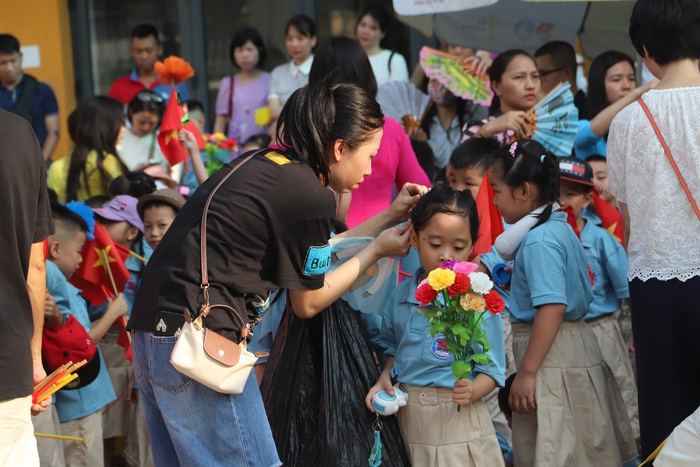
[380,268,506,388]
[510,211,594,323]
[580,212,629,320]
[574,120,607,159]
[123,239,153,316]
[45,261,116,423]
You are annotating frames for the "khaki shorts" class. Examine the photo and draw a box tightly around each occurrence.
[398,386,505,467]
[587,312,640,438]
[60,410,103,467]
[0,396,39,467]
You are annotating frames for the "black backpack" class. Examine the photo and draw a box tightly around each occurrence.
[9,74,38,127]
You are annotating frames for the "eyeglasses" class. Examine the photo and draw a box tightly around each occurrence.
[538,66,566,78]
[136,91,165,103]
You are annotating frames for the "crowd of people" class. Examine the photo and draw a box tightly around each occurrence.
[2,0,700,466]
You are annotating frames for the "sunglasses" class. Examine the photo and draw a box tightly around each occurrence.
[136,92,165,103]
[538,66,566,78]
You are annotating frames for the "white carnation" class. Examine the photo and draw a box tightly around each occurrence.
[468,272,493,294]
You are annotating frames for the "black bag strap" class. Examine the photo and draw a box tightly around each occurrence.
[198,149,267,331]
[387,50,396,75]
[9,74,37,126]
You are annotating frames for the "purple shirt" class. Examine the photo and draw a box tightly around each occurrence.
[215,73,271,158]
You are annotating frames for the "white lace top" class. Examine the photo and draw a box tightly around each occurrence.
[608,88,700,282]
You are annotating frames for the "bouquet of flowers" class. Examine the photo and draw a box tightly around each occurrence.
[202,133,238,176]
[415,261,505,384]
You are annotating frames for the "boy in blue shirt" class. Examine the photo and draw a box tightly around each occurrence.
[558,156,640,443]
[44,203,126,467]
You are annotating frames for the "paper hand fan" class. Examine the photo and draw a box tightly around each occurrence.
[419,46,491,106]
[513,82,579,156]
[377,81,431,133]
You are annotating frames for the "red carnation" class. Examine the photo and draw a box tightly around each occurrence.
[447,274,471,297]
[415,283,438,306]
[485,290,505,315]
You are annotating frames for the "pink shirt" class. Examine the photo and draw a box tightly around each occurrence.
[346,117,430,228]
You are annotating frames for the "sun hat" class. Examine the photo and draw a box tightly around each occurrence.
[92,195,145,233]
[137,189,187,220]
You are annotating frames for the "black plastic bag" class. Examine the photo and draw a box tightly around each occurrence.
[261,299,411,467]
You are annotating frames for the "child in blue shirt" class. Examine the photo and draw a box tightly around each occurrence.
[488,139,637,466]
[445,137,516,451]
[366,183,506,466]
[92,194,155,467]
[558,156,640,443]
[44,203,126,467]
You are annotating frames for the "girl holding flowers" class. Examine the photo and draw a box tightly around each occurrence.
[365,183,506,466]
[488,139,637,466]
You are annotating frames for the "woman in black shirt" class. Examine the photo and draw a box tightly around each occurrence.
[127,82,426,466]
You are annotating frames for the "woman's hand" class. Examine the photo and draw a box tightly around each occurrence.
[635,79,659,97]
[453,378,474,408]
[509,371,537,415]
[463,54,492,77]
[365,374,395,412]
[370,221,412,259]
[407,127,427,142]
[388,183,429,223]
[480,111,534,139]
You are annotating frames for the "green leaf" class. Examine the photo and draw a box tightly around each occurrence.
[470,353,491,365]
[451,360,473,380]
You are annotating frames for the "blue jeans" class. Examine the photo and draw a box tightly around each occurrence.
[132,331,281,467]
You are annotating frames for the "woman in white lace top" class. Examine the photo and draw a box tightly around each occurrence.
[607,0,700,460]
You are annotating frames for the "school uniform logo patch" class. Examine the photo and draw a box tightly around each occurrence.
[430,335,452,360]
[303,244,331,276]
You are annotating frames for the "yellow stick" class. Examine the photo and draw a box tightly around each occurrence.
[129,250,148,264]
[99,249,119,297]
[35,433,84,442]
[37,374,79,403]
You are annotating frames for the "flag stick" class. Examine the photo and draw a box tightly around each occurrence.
[35,433,84,442]
[99,249,119,297]
[129,251,148,264]
[99,249,132,345]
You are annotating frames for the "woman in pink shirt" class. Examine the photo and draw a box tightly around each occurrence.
[308,37,429,227]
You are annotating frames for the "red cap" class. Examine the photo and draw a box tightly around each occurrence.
[42,315,101,389]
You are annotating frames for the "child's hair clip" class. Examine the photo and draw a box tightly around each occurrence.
[509,142,518,157]
[540,155,546,164]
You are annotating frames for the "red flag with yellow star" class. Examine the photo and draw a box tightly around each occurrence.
[592,192,625,247]
[69,223,131,307]
[158,87,188,166]
[470,171,505,260]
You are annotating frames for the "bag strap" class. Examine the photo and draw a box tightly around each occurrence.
[637,97,700,221]
[9,74,37,126]
[199,149,266,298]
[228,75,235,123]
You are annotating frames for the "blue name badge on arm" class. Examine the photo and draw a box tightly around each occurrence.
[303,244,331,276]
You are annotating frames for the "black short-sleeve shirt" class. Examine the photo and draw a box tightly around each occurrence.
[127,149,336,338]
[0,109,54,401]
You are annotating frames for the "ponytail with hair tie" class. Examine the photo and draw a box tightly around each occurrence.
[491,139,560,228]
